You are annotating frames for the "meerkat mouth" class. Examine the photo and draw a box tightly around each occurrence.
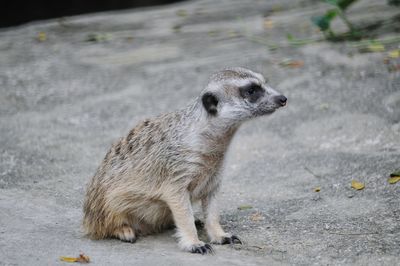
[253,108,276,116]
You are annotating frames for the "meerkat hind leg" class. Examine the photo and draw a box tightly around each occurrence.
[113,225,137,243]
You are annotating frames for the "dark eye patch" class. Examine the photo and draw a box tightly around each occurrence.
[239,83,265,103]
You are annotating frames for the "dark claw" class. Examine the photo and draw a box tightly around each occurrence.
[231,235,242,244]
[204,243,214,254]
[221,237,232,244]
[221,235,242,245]
[191,243,214,255]
[201,246,207,254]
[121,237,136,244]
[193,248,202,254]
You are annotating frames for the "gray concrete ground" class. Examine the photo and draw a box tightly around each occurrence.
[0,0,399,265]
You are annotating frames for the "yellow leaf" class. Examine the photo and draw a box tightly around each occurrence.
[37,32,47,42]
[263,19,274,29]
[314,187,321,192]
[238,205,253,210]
[367,44,385,52]
[388,50,400,59]
[278,59,304,68]
[272,4,282,12]
[250,212,264,222]
[389,176,400,184]
[176,9,187,17]
[351,180,365,190]
[227,30,238,38]
[60,257,78,262]
[60,253,90,263]
[208,30,218,37]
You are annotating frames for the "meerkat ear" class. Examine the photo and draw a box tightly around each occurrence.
[202,92,218,115]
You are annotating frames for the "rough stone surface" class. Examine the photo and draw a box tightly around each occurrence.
[0,0,399,265]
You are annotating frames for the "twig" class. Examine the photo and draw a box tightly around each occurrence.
[303,166,322,179]
[247,35,279,50]
[350,35,400,48]
[326,231,379,236]
[249,245,264,250]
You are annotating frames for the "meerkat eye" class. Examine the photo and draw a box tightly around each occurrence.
[247,87,256,95]
[239,83,265,103]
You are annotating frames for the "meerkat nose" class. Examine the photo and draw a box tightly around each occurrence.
[274,95,287,106]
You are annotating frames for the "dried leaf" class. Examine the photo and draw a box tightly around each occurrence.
[279,59,304,68]
[263,19,274,29]
[250,212,264,222]
[77,254,90,263]
[388,50,400,59]
[351,180,365,190]
[389,176,400,184]
[388,64,400,72]
[366,44,385,52]
[208,30,218,37]
[238,205,253,210]
[37,32,47,42]
[227,30,239,38]
[176,9,187,17]
[60,253,90,263]
[383,57,390,64]
[314,187,321,192]
[272,4,282,12]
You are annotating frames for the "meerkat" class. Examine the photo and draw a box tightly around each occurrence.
[83,67,287,254]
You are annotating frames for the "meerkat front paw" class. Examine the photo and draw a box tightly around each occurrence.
[190,243,214,255]
[220,235,242,245]
[178,239,214,254]
[210,234,242,245]
[113,225,137,243]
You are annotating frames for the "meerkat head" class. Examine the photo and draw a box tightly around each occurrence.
[201,67,287,124]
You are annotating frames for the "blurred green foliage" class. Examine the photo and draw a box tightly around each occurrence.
[311,0,400,40]
[311,0,359,40]
[388,0,400,6]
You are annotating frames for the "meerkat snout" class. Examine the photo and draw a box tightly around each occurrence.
[269,94,287,109]
[83,67,286,255]
[273,95,287,106]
